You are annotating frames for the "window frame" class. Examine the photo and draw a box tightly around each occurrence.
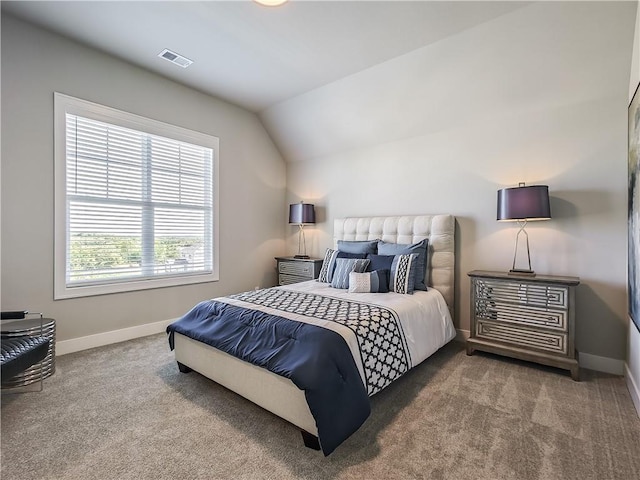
[54,93,219,299]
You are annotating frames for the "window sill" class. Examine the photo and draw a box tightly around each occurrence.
[54,271,219,300]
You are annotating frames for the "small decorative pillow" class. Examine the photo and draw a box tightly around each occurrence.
[337,239,378,254]
[317,249,367,283]
[378,239,429,291]
[317,248,339,283]
[348,269,390,293]
[331,258,370,289]
[365,254,395,272]
[390,253,419,294]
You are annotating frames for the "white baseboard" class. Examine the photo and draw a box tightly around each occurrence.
[56,318,176,356]
[578,352,624,375]
[55,323,628,382]
[625,363,640,418]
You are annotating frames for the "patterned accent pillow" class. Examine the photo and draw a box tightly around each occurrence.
[348,269,390,293]
[390,253,419,294]
[378,239,429,291]
[331,258,370,289]
[318,249,367,283]
[317,248,339,283]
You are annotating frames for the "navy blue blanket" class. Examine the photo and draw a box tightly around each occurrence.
[167,297,370,455]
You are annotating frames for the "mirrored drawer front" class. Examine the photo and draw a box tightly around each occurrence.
[279,262,313,276]
[475,300,567,331]
[476,321,567,355]
[475,279,568,310]
[279,274,308,285]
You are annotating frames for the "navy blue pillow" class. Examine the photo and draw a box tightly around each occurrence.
[338,252,367,260]
[378,239,429,291]
[366,254,395,272]
[337,240,378,254]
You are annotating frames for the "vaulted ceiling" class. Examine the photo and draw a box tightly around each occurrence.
[2,1,637,164]
[2,1,527,112]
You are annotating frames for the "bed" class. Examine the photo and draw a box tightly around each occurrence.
[167,214,456,455]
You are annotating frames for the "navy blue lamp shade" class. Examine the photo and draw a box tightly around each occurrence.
[497,185,551,221]
[289,203,316,225]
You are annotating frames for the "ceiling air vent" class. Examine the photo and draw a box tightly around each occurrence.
[158,49,193,68]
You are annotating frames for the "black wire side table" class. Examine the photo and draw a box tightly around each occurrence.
[1,316,56,389]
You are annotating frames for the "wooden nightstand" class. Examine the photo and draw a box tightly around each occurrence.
[275,257,323,286]
[467,270,580,380]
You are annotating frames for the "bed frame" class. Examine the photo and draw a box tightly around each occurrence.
[172,214,455,449]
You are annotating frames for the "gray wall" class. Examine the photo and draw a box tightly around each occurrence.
[1,15,287,342]
[264,1,637,362]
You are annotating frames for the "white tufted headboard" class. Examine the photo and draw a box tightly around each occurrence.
[334,215,455,314]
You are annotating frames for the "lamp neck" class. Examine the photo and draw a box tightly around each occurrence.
[295,224,309,259]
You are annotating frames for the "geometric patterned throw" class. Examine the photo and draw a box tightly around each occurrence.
[229,288,411,396]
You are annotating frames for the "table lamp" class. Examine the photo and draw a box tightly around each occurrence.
[289,202,315,259]
[497,183,551,276]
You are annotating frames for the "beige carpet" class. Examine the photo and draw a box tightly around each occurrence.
[1,333,639,480]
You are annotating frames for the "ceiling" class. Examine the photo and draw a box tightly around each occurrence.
[1,1,528,113]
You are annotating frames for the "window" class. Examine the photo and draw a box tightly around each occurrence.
[54,93,219,299]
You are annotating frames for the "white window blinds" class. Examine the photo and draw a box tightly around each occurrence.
[65,114,214,287]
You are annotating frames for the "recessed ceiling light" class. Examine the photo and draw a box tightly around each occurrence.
[158,49,193,68]
[254,0,288,6]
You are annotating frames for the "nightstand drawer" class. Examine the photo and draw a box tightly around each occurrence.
[279,261,314,277]
[475,300,568,331]
[278,273,311,285]
[475,279,569,310]
[476,320,568,355]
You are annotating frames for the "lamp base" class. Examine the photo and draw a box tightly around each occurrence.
[294,255,310,259]
[508,269,536,277]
